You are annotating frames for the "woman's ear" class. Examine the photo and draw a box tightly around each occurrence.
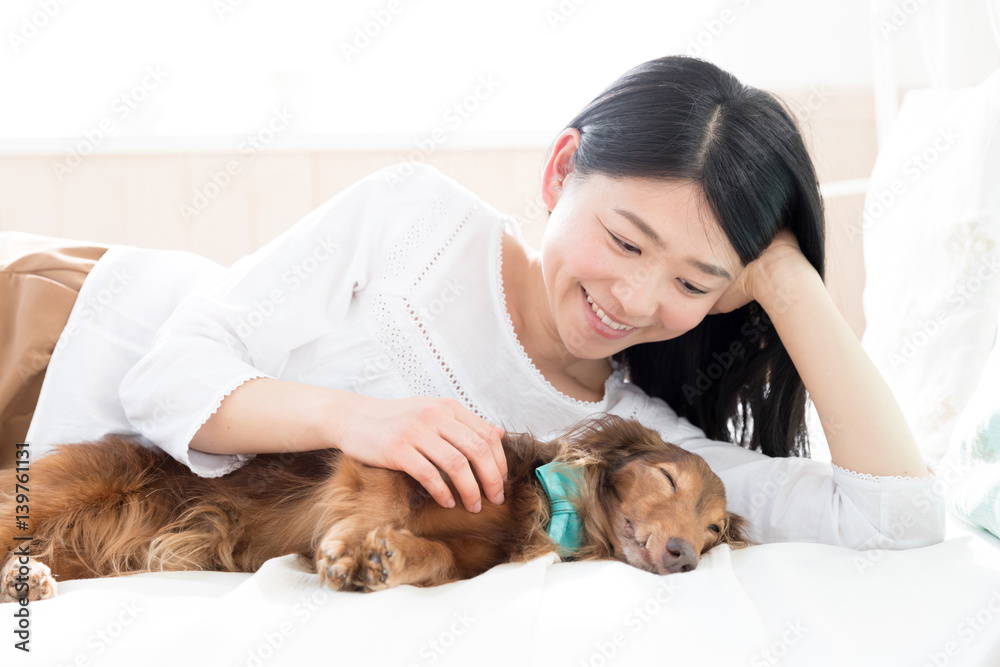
[722,511,752,549]
[541,128,582,213]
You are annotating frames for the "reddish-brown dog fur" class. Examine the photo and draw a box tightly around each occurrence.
[0,414,749,600]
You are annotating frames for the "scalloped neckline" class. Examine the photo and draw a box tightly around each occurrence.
[493,219,622,408]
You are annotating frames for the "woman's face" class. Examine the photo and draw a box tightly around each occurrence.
[539,172,744,361]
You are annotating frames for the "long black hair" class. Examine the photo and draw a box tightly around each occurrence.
[560,56,825,458]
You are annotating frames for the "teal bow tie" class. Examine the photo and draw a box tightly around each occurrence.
[534,462,584,558]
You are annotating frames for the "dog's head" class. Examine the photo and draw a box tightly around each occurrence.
[552,414,749,575]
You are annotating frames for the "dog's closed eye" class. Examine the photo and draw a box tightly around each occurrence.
[659,468,676,492]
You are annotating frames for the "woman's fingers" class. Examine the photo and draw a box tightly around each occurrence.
[415,434,485,513]
[451,410,508,487]
[437,417,508,510]
[394,446,457,510]
[339,395,508,513]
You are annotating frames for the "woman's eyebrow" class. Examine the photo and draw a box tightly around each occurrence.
[686,258,732,281]
[612,206,733,281]
[613,206,665,248]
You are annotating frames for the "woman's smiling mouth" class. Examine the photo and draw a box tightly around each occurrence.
[582,287,635,339]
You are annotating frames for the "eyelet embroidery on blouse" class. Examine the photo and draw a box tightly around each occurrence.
[401,295,485,420]
[493,218,622,409]
[831,462,936,483]
[381,195,446,282]
[369,195,487,420]
[372,293,438,397]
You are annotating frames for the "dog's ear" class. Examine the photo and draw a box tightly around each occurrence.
[559,413,671,465]
[722,511,753,549]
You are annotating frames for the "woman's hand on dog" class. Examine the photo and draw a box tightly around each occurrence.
[332,395,508,513]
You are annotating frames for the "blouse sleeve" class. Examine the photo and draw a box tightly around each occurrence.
[119,163,438,477]
[633,393,946,550]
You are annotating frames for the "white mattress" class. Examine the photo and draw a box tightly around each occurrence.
[3,509,998,666]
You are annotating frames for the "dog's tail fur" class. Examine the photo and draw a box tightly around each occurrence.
[0,437,329,580]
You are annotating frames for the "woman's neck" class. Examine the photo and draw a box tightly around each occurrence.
[501,231,612,402]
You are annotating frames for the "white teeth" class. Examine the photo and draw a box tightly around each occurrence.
[585,292,633,331]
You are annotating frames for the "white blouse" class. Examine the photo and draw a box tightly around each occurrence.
[26,162,945,550]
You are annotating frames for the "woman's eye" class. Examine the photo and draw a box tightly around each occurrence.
[607,229,706,295]
[609,232,640,254]
[708,524,721,534]
[679,280,707,295]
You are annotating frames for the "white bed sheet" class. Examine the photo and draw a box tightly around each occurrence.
[3,509,998,667]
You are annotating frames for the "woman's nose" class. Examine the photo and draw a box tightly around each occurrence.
[611,267,662,319]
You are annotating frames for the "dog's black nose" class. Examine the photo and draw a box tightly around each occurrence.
[662,537,697,573]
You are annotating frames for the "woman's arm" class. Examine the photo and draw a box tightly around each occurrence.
[744,230,930,478]
[190,377,508,514]
[189,377,348,455]
[120,163,507,512]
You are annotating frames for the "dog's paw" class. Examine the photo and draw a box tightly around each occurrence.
[1,557,57,603]
[316,538,363,592]
[362,527,406,592]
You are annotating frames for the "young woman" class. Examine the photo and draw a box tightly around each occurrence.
[9,56,943,548]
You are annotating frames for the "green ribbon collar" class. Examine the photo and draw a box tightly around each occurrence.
[534,461,584,558]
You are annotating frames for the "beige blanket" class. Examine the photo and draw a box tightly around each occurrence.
[0,233,107,470]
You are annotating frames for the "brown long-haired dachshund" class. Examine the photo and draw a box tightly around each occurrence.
[0,414,749,601]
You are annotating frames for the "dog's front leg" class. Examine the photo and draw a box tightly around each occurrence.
[361,527,458,591]
[0,555,57,603]
[312,460,417,592]
[315,521,370,592]
[312,460,462,592]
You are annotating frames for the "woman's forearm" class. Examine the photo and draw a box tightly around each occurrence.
[187,377,509,513]
[755,259,931,478]
[189,377,355,456]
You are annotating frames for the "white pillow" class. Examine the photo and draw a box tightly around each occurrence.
[860,68,1000,464]
[941,314,1000,539]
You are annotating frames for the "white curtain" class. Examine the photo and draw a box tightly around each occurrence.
[870,0,1000,143]
[917,0,1000,88]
